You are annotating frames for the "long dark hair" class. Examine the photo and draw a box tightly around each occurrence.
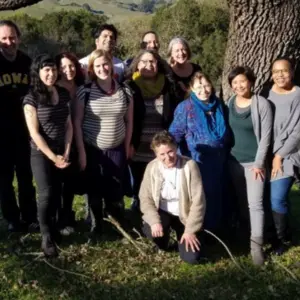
[55,52,85,86]
[30,54,56,105]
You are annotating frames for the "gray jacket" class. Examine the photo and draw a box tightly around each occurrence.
[228,94,273,168]
[272,87,300,167]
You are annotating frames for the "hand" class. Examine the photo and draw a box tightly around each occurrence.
[63,149,70,163]
[250,167,265,181]
[272,155,283,179]
[126,145,135,160]
[54,155,70,169]
[151,223,164,238]
[78,151,87,171]
[180,233,200,252]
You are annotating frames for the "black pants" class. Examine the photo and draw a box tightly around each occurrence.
[143,210,203,264]
[31,148,66,235]
[0,132,36,224]
[86,143,126,231]
[130,161,148,199]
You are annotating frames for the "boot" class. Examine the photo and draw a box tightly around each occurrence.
[272,211,290,255]
[250,236,264,266]
[41,234,58,258]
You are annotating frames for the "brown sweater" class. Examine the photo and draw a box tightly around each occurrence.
[139,155,206,234]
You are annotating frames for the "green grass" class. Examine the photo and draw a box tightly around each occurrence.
[0,188,300,299]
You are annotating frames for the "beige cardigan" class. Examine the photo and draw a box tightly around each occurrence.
[139,155,206,234]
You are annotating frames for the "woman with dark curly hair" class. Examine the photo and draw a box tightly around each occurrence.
[23,54,72,257]
[55,52,85,236]
[127,49,181,209]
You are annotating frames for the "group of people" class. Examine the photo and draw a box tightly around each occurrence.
[0,19,299,266]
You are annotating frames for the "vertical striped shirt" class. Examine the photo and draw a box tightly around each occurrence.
[77,81,131,149]
[23,86,70,150]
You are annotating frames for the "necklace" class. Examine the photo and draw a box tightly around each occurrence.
[96,79,115,95]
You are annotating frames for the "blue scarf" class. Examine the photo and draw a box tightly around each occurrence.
[190,92,226,142]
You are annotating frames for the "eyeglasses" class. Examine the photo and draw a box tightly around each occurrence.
[139,60,157,66]
[272,69,290,75]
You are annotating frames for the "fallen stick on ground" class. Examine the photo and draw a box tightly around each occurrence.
[103,215,147,257]
[43,259,91,279]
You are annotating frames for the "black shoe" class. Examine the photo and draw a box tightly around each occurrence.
[27,222,40,233]
[41,235,58,257]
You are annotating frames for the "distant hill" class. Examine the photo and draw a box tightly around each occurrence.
[0,0,177,20]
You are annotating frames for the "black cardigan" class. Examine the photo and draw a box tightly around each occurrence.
[127,77,181,150]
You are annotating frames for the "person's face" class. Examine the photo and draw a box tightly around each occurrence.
[96,29,116,52]
[93,56,112,80]
[231,74,252,98]
[59,57,76,81]
[171,42,188,64]
[39,65,57,87]
[191,78,212,101]
[155,144,177,168]
[0,25,20,58]
[143,33,160,52]
[137,52,158,79]
[272,60,293,89]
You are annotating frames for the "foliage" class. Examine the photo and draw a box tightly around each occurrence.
[10,10,108,58]
[152,0,229,85]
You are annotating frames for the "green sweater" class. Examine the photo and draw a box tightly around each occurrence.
[229,99,258,163]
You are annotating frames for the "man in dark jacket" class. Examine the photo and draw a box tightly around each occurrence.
[0,20,37,232]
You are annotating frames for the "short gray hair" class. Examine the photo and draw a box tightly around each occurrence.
[167,37,191,64]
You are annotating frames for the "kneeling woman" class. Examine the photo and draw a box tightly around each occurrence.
[23,54,72,257]
[139,131,206,264]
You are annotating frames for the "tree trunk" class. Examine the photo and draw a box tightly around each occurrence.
[0,0,42,11]
[222,0,300,100]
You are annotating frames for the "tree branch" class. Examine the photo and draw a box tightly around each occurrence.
[0,0,42,11]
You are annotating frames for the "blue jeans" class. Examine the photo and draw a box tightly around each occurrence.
[270,177,294,214]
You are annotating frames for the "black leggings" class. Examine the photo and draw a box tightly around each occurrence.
[31,148,66,235]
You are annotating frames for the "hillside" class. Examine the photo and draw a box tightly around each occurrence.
[0,0,175,20]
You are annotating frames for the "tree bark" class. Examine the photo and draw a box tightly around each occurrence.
[222,0,300,100]
[0,0,42,11]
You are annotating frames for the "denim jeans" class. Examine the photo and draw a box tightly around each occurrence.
[270,177,295,214]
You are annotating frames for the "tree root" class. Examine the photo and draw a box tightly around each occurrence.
[271,257,300,283]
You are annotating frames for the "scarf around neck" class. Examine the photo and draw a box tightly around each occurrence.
[191,92,227,142]
[132,71,165,98]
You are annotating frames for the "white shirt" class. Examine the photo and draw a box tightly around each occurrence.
[159,163,181,216]
[79,54,126,83]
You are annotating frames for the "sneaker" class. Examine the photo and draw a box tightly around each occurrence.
[60,226,75,236]
[41,235,58,258]
[7,222,22,233]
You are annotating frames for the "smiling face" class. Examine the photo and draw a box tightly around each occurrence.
[39,65,57,87]
[59,57,76,82]
[155,143,177,168]
[137,52,158,79]
[191,77,212,101]
[93,56,112,81]
[171,42,188,65]
[143,33,160,52]
[96,29,116,53]
[231,74,252,98]
[0,25,20,59]
[272,60,293,90]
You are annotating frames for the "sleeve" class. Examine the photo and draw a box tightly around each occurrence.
[276,101,300,158]
[184,160,206,234]
[254,97,273,168]
[23,93,37,108]
[139,162,161,226]
[169,101,188,144]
